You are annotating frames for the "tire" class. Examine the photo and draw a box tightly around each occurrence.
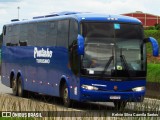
[62,83,71,107]
[12,77,18,96]
[17,77,26,97]
[114,101,127,110]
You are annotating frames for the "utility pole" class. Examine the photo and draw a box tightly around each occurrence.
[17,6,20,19]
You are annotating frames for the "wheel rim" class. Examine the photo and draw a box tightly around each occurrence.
[18,80,22,96]
[12,79,17,93]
[64,87,68,103]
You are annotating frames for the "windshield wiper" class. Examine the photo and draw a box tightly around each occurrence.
[120,55,130,76]
[100,56,114,78]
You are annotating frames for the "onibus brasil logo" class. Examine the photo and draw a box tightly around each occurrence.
[34,47,53,64]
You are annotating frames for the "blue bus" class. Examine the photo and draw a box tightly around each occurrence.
[1,12,159,110]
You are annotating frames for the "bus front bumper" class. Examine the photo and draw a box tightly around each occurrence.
[80,90,145,102]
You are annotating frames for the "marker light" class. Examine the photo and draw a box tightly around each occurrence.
[81,85,98,91]
[132,86,145,92]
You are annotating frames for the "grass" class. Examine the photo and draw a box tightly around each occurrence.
[144,30,160,54]
[0,94,60,119]
[147,63,160,83]
[0,94,160,120]
[0,94,112,119]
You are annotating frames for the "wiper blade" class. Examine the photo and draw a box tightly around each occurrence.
[120,55,130,75]
[101,56,114,77]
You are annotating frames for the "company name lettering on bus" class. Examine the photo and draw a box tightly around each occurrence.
[34,47,53,64]
[34,47,53,58]
[36,59,50,64]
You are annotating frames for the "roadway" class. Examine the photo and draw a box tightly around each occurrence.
[0,79,12,94]
[0,79,160,118]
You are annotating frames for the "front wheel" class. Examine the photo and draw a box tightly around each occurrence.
[62,83,71,107]
[12,77,18,96]
[114,101,127,110]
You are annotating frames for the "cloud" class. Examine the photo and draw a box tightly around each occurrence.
[18,0,159,17]
[0,0,160,31]
[0,9,7,15]
[0,0,20,2]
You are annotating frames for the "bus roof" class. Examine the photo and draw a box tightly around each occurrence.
[6,12,142,26]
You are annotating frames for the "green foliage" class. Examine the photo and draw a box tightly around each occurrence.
[144,30,160,54]
[0,33,2,47]
[147,26,156,30]
[145,30,160,83]
[155,24,160,30]
[144,30,160,40]
[147,63,160,83]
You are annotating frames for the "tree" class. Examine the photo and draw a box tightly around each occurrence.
[155,24,160,30]
[0,33,2,47]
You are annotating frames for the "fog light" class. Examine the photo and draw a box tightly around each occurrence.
[132,86,145,92]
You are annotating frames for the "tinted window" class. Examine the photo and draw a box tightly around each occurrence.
[82,22,114,38]
[6,25,19,46]
[19,24,28,45]
[28,23,37,46]
[69,19,78,47]
[69,19,79,75]
[4,26,9,45]
[115,24,143,39]
[36,22,47,46]
[57,20,69,47]
[46,21,58,46]
[6,26,12,45]
[3,26,6,35]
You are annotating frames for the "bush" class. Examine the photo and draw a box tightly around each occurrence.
[155,24,160,30]
[144,30,160,39]
[147,26,155,30]
[144,30,160,54]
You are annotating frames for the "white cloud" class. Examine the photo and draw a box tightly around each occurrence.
[0,0,19,2]
[0,9,7,15]
[0,0,160,30]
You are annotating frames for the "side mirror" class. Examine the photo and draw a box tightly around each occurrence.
[77,34,84,55]
[145,37,159,57]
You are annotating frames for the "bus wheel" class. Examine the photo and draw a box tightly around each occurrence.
[114,101,127,110]
[62,83,71,107]
[17,77,25,97]
[12,77,18,96]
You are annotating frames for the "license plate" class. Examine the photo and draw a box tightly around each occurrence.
[110,96,121,99]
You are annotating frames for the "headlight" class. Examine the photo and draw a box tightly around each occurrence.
[81,85,98,90]
[132,86,145,92]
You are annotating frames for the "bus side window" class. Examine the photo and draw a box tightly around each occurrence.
[57,20,69,48]
[20,24,28,46]
[37,22,48,46]
[28,23,36,46]
[46,21,57,46]
[5,25,19,46]
[5,26,12,46]
[6,43,11,46]
[2,26,6,46]
[69,19,79,75]
[3,26,6,36]
[19,41,27,46]
[4,26,9,46]
[69,19,78,47]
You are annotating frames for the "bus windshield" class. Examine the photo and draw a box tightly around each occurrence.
[81,22,146,78]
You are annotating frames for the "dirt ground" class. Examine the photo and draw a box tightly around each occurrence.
[146,82,160,99]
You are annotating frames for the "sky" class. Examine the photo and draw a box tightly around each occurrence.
[0,0,160,32]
